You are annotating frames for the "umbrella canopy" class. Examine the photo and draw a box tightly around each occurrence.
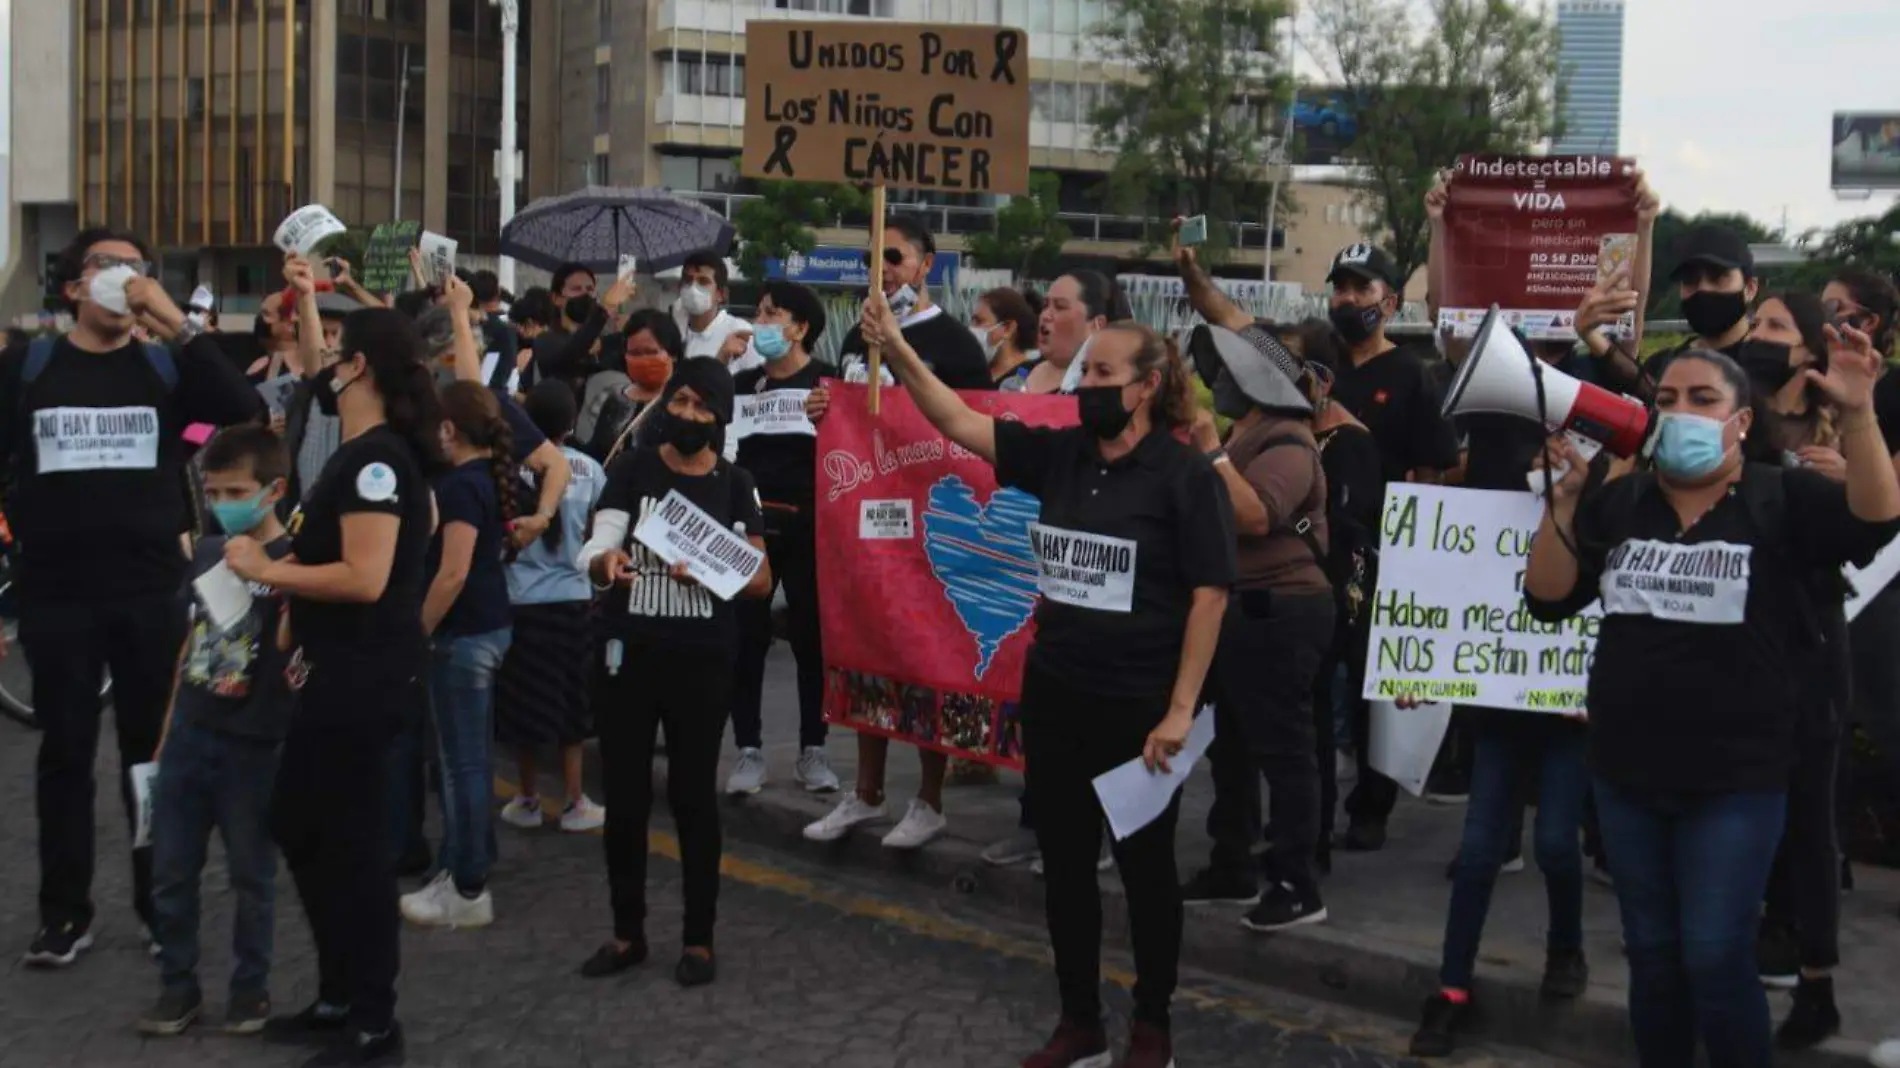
[498,186,735,275]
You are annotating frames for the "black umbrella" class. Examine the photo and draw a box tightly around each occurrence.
[498,186,735,274]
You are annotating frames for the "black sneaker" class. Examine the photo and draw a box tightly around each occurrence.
[136,987,204,1036]
[1540,948,1589,999]
[22,922,93,968]
[1776,975,1841,1050]
[302,1022,405,1068]
[579,939,648,979]
[1757,920,1799,989]
[1409,992,1467,1058]
[225,989,272,1035]
[262,1001,352,1046]
[675,949,716,988]
[1240,883,1328,932]
[1180,867,1260,906]
[1338,822,1387,852]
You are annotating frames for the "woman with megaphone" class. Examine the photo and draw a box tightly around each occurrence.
[1521,338,1900,1068]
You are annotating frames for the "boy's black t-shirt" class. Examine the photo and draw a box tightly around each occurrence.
[428,459,514,638]
[288,426,433,687]
[176,534,294,742]
[0,333,262,600]
[595,446,763,650]
[733,360,825,513]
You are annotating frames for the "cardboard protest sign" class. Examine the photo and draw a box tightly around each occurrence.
[816,383,1077,768]
[1438,155,1640,341]
[361,221,422,293]
[632,489,765,601]
[1362,483,1601,713]
[742,21,1031,195]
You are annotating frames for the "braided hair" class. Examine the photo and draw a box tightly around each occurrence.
[438,381,520,561]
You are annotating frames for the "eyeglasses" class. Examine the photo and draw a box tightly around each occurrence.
[83,253,151,276]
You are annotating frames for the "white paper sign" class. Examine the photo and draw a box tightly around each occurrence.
[1093,707,1215,841]
[419,230,458,286]
[130,763,158,849]
[33,406,161,474]
[256,373,301,414]
[631,489,764,602]
[1599,539,1751,625]
[478,351,521,394]
[192,560,253,634]
[733,390,815,439]
[1846,536,1900,621]
[1367,699,1453,798]
[1027,523,1136,613]
[273,204,347,255]
[1362,484,1601,713]
[859,499,914,540]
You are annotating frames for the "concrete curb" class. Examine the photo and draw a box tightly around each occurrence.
[586,747,1872,1068]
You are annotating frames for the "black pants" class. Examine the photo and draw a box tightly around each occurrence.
[732,514,825,750]
[1763,726,1844,970]
[21,589,185,930]
[1335,614,1400,828]
[1023,661,1181,1029]
[272,664,407,1035]
[1205,590,1334,897]
[598,642,731,947]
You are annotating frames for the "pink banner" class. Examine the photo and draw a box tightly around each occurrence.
[816,383,1078,769]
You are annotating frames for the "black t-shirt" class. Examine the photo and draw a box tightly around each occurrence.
[734,360,825,516]
[288,426,433,686]
[995,421,1237,699]
[839,309,992,391]
[429,459,513,637]
[1329,342,1461,487]
[176,534,294,741]
[595,446,763,650]
[0,334,263,600]
[1525,465,1899,794]
[481,320,519,391]
[1873,370,1900,457]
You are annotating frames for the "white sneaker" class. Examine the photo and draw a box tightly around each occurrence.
[559,795,606,833]
[1870,1037,1900,1068]
[400,871,495,929]
[726,748,768,795]
[880,799,947,850]
[1030,837,1114,875]
[794,746,841,792]
[500,796,544,829]
[803,795,885,842]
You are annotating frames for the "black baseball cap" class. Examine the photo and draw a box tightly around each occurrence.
[1670,224,1755,280]
[1327,243,1403,291]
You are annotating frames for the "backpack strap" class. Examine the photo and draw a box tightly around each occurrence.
[141,342,179,392]
[22,337,177,392]
[21,336,56,385]
[1247,433,1328,566]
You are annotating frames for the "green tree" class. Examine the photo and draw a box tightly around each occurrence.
[966,171,1072,277]
[1086,0,1293,254]
[1786,203,1900,293]
[733,181,868,282]
[1305,0,1567,286]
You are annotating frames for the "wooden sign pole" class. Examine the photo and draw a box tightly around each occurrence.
[866,183,887,415]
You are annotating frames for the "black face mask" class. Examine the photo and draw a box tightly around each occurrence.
[1736,339,1798,391]
[661,410,716,455]
[313,363,356,417]
[1076,385,1134,440]
[1682,290,1748,340]
[564,295,598,325]
[1329,302,1382,344]
[1212,370,1253,420]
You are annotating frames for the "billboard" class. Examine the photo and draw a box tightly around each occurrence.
[1832,113,1900,191]
[762,245,960,288]
[1289,88,1361,166]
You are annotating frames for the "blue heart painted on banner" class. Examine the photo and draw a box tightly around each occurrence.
[920,475,1042,679]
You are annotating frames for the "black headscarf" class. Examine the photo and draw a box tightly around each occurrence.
[659,356,735,426]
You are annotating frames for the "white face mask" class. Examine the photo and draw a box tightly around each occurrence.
[970,322,1002,360]
[88,265,138,315]
[888,285,919,319]
[679,284,715,317]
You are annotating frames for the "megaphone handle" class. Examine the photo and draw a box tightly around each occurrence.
[1526,430,1604,496]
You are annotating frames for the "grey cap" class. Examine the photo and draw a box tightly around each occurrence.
[1185,323,1312,414]
[313,292,366,319]
[413,306,458,356]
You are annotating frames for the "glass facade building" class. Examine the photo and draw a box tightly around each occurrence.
[1552,0,1624,156]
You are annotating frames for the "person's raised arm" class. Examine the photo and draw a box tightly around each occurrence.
[442,275,483,383]
[1425,173,1449,324]
[861,290,996,463]
[328,256,387,309]
[1815,325,1900,524]
[123,276,264,426]
[1191,411,1270,535]
[1173,227,1252,333]
[286,255,324,378]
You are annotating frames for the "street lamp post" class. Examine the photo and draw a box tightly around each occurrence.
[494,0,521,295]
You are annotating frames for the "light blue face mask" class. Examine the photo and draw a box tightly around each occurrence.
[752,323,790,362]
[210,488,275,536]
[1652,412,1734,480]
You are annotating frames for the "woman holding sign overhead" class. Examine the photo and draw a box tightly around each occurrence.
[858,292,1234,1068]
[1524,341,1900,1068]
[574,356,770,989]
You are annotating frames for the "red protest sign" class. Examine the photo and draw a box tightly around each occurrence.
[815,382,1077,770]
[1438,154,1639,341]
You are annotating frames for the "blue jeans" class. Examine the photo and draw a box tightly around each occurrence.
[150,720,280,999]
[1594,779,1786,1068]
[428,628,512,892]
[1439,723,1587,989]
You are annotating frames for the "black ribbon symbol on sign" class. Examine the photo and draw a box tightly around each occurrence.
[990,32,1020,84]
[764,125,798,178]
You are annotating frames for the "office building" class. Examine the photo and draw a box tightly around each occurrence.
[1552,0,1624,156]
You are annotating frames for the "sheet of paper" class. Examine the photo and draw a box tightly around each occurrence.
[256,372,301,414]
[1846,534,1900,622]
[1092,708,1215,841]
[130,762,158,849]
[631,489,765,602]
[192,560,253,634]
[478,351,522,394]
